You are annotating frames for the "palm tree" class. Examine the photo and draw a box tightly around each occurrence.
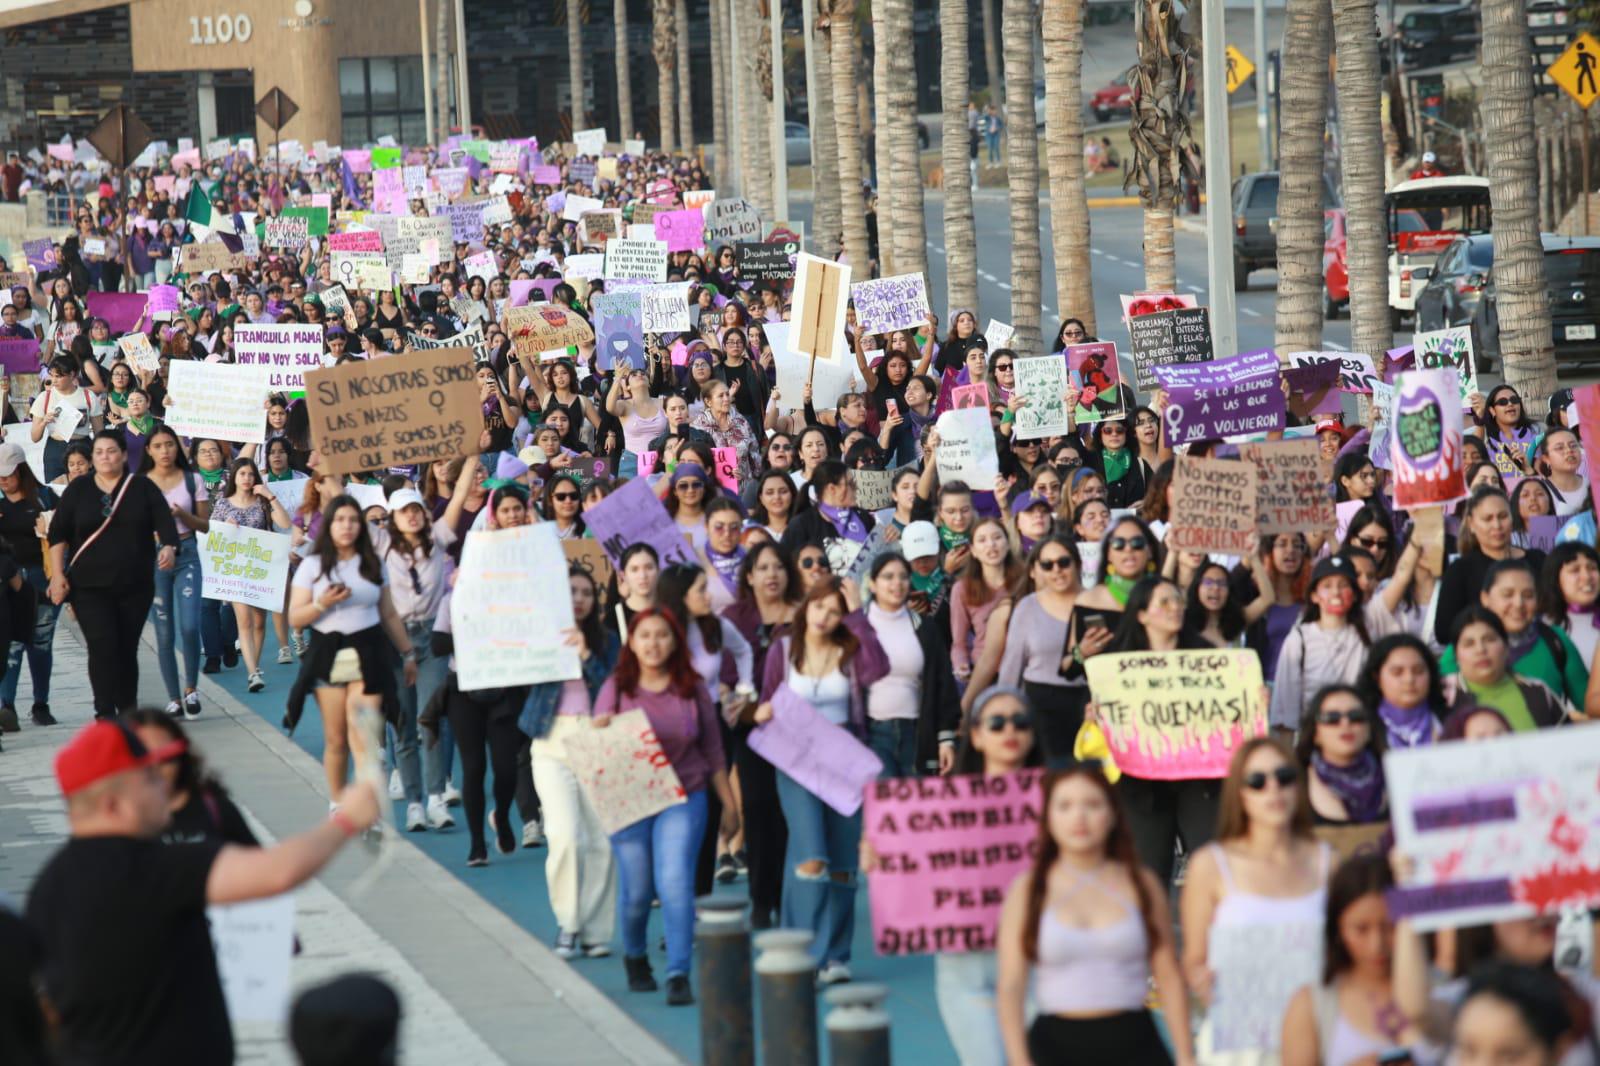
[823,0,869,270]
[616,0,636,141]
[1482,0,1555,408]
[1042,0,1096,333]
[877,0,925,277]
[871,12,897,274]
[941,0,978,311]
[1331,0,1391,358]
[710,0,729,180]
[435,0,452,141]
[569,0,588,131]
[811,2,844,258]
[1124,0,1194,291]
[983,0,1003,107]
[1273,0,1331,352]
[653,0,677,151]
[745,0,776,218]
[676,0,693,148]
[1003,0,1042,351]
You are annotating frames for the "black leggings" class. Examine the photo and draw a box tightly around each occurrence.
[1117,775,1221,885]
[1023,681,1088,763]
[1028,1012,1171,1065]
[695,717,736,897]
[445,688,524,850]
[76,581,154,717]
[735,728,786,923]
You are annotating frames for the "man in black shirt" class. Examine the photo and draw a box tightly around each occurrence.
[27,719,381,1065]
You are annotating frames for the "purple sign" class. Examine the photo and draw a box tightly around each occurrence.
[1282,359,1342,417]
[23,239,57,273]
[0,338,41,375]
[1155,348,1286,446]
[748,683,883,816]
[581,476,697,570]
[85,292,149,334]
[1384,345,1416,383]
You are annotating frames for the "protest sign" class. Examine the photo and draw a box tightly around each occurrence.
[624,137,647,156]
[1011,356,1070,439]
[399,254,432,285]
[1239,439,1336,536]
[165,362,274,445]
[1289,350,1380,394]
[563,708,687,835]
[567,161,598,186]
[371,167,406,214]
[773,348,855,414]
[604,238,669,282]
[1576,386,1600,517]
[1156,349,1286,446]
[580,210,621,242]
[85,292,148,333]
[951,383,989,410]
[147,284,180,318]
[984,319,1016,352]
[1390,368,1467,511]
[23,239,58,272]
[179,240,245,275]
[452,523,580,690]
[1386,727,1600,930]
[737,240,798,280]
[529,164,562,186]
[505,305,595,358]
[749,684,883,815]
[328,230,383,253]
[573,127,608,156]
[1127,306,1213,391]
[1066,343,1125,423]
[1208,920,1323,1053]
[640,282,692,334]
[199,524,291,612]
[851,273,932,336]
[208,895,295,1024]
[262,477,307,522]
[683,189,716,210]
[1119,291,1198,322]
[561,193,602,224]
[1283,358,1342,420]
[849,468,894,512]
[563,538,614,592]
[711,447,740,492]
[1083,649,1268,779]
[82,238,107,257]
[1170,455,1259,555]
[281,205,328,237]
[704,197,763,244]
[864,770,1044,955]
[653,208,706,253]
[463,251,498,284]
[116,332,161,375]
[591,291,646,370]
[234,324,326,394]
[583,475,698,569]
[0,271,30,292]
[440,202,486,245]
[303,347,480,476]
[1412,325,1478,403]
[0,338,39,380]
[934,408,999,486]
[788,254,852,363]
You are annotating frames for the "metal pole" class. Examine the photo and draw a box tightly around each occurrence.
[1253,0,1270,169]
[770,0,789,222]
[420,0,435,147]
[824,984,891,1066]
[1202,0,1238,357]
[729,0,745,196]
[754,930,818,1066]
[800,0,819,247]
[695,897,754,1066]
[453,0,472,134]
[1585,114,1592,237]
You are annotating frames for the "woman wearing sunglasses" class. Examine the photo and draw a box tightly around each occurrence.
[1088,420,1147,511]
[664,462,714,554]
[1181,737,1329,1062]
[1293,684,1387,826]
[541,473,586,541]
[1472,384,1542,476]
[1065,516,1162,670]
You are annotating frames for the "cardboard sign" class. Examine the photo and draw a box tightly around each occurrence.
[165,361,274,445]
[1066,342,1125,423]
[1084,649,1268,780]
[582,476,697,569]
[234,324,326,395]
[789,253,851,363]
[563,538,614,591]
[934,408,999,486]
[703,197,762,244]
[562,708,687,835]
[850,273,932,336]
[1170,455,1259,556]
[864,770,1045,955]
[1128,306,1213,391]
[849,468,894,512]
[573,127,608,157]
[0,271,30,292]
[748,683,882,815]
[116,332,161,375]
[1011,355,1070,439]
[604,238,669,282]
[504,305,595,358]
[984,319,1016,352]
[736,240,798,280]
[640,282,692,334]
[1391,368,1467,511]
[1412,325,1478,404]
[580,210,621,242]
[180,240,245,275]
[452,523,581,690]
[303,347,481,476]
[1386,727,1600,931]
[1239,439,1335,536]
[1156,349,1286,446]
[199,524,292,611]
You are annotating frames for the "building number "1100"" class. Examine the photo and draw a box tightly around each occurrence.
[188,13,254,44]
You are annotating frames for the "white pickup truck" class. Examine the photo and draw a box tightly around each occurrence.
[1387,176,1493,332]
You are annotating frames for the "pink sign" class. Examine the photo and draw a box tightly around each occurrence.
[864,770,1044,954]
[711,447,739,491]
[372,168,406,214]
[748,684,881,815]
[147,285,180,315]
[342,149,372,174]
[653,208,705,254]
[171,148,201,169]
[530,165,562,186]
[154,175,177,196]
[329,231,384,253]
[85,292,149,333]
[951,383,989,410]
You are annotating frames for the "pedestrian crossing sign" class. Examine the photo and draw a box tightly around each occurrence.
[1225,45,1255,95]
[1548,32,1600,109]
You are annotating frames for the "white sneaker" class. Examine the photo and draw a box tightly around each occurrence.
[246,670,265,692]
[293,634,307,656]
[164,699,182,717]
[442,782,462,806]
[426,795,455,829]
[388,769,404,799]
[521,819,545,848]
[817,962,852,986]
[405,802,426,832]
[277,646,294,665]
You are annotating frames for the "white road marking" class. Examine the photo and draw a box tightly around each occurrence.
[1241,307,1262,318]
[998,283,1012,291]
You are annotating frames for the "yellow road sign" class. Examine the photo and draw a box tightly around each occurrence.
[1226,45,1255,94]
[1548,31,1600,109]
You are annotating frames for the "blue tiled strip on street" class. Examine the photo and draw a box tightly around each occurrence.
[214,656,958,1063]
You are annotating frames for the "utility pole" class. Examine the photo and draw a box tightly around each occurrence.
[420,0,435,144]
[1203,0,1239,357]
[454,0,471,134]
[1253,0,1271,167]
[770,0,789,221]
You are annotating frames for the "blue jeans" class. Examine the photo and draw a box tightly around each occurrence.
[612,789,707,977]
[149,538,202,699]
[0,564,58,707]
[201,592,237,662]
[985,131,1001,164]
[776,769,861,966]
[935,953,1005,1066]
[386,618,453,802]
[867,718,919,779]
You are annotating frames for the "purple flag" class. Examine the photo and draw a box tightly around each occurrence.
[341,157,365,209]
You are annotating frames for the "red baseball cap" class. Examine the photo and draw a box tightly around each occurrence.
[1315,419,1346,437]
[55,720,186,796]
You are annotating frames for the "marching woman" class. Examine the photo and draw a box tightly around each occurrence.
[0,443,59,730]
[779,460,876,555]
[211,457,292,693]
[139,425,210,720]
[861,552,961,777]
[996,764,1196,1066]
[285,495,416,808]
[996,536,1085,753]
[1433,486,1543,647]
[47,430,180,719]
[606,367,665,479]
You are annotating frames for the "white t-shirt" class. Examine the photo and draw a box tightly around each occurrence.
[30,385,100,441]
[291,553,386,634]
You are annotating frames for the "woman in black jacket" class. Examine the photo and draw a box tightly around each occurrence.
[862,553,961,777]
[778,460,876,558]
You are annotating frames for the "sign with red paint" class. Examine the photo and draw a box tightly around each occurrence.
[1386,727,1600,931]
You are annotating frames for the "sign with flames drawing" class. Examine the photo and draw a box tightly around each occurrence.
[1386,726,1600,931]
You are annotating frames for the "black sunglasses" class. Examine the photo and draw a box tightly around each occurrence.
[798,556,822,569]
[407,564,423,597]
[1492,395,1521,407]
[1108,535,1147,552]
[1244,765,1299,791]
[551,491,579,502]
[1037,556,1074,572]
[994,362,1013,371]
[981,713,1033,733]
[675,480,704,491]
[1317,709,1369,726]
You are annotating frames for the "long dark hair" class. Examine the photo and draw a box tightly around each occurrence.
[736,540,801,606]
[220,457,264,500]
[959,517,1024,608]
[750,469,796,525]
[1539,541,1600,629]
[310,495,383,585]
[1109,575,1205,651]
[657,563,723,654]
[1332,451,1376,504]
[1339,504,1398,580]
[788,576,860,671]
[1293,684,1384,767]
[568,565,607,658]
[384,499,435,559]
[1020,768,1159,962]
[1184,561,1247,642]
[1320,853,1394,982]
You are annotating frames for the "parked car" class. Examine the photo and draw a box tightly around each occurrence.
[1414,233,1496,337]
[1395,6,1481,68]
[1233,170,1342,291]
[1324,206,1425,318]
[1386,175,1492,330]
[1090,70,1135,123]
[785,119,928,166]
[1475,236,1600,371]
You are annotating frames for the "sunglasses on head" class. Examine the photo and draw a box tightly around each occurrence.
[981,713,1033,733]
[1318,709,1369,726]
[1108,535,1147,552]
[1244,765,1299,791]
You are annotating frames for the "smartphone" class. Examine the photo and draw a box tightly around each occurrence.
[886,399,899,419]
[1378,1050,1414,1065]
[1081,612,1107,633]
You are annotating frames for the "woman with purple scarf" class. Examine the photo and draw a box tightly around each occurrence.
[1293,683,1389,826]
[778,460,874,559]
[1357,633,1450,749]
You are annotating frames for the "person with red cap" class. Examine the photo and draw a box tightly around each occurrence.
[25,717,380,1066]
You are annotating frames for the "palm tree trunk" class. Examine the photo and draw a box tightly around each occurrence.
[746,0,776,218]
[1332,0,1391,358]
[983,0,1004,105]
[616,0,636,140]
[811,4,843,258]
[676,0,694,148]
[710,0,728,178]
[1003,0,1042,350]
[1042,0,1095,333]
[653,0,677,151]
[825,0,869,269]
[871,9,896,274]
[1126,0,1194,291]
[435,0,452,140]
[569,0,588,131]
[1273,0,1331,353]
[941,0,978,311]
[886,0,926,277]
[1482,0,1555,410]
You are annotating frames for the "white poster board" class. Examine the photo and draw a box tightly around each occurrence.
[451,523,581,690]
[199,524,292,611]
[208,894,295,1024]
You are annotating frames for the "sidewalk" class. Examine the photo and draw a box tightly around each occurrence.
[0,623,679,1066]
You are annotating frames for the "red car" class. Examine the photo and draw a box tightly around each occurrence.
[1323,206,1423,319]
[1091,74,1135,123]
